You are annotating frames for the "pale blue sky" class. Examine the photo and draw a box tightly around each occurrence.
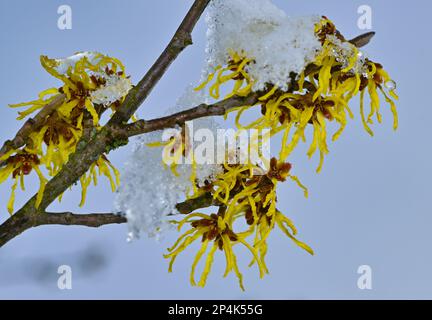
[0,0,430,299]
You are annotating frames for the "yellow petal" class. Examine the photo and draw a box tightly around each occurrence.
[85,99,99,125]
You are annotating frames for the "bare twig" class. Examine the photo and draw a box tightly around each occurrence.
[349,31,375,48]
[0,211,126,247]
[37,212,126,227]
[176,192,216,215]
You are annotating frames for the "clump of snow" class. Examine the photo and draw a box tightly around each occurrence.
[90,75,132,105]
[114,86,223,239]
[52,51,102,74]
[205,0,322,91]
[114,131,193,239]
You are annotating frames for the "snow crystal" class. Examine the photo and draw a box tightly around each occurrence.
[205,0,321,91]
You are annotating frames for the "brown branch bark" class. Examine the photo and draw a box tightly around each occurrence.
[175,192,216,215]
[37,212,126,227]
[349,31,375,48]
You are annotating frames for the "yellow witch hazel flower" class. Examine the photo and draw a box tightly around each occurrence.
[166,157,312,290]
[11,52,132,124]
[0,152,46,214]
[3,52,132,213]
[79,155,120,207]
[196,17,399,172]
[195,50,254,100]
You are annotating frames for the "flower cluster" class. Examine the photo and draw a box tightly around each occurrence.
[198,17,398,170]
[2,52,130,213]
[166,158,312,290]
[165,17,398,289]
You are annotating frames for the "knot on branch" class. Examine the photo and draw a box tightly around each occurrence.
[172,30,193,50]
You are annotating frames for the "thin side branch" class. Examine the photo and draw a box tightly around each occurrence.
[37,212,127,227]
[349,31,375,48]
[176,192,216,215]
[117,93,260,138]
[0,211,126,247]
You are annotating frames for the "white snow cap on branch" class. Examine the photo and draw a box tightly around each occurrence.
[205,0,321,91]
